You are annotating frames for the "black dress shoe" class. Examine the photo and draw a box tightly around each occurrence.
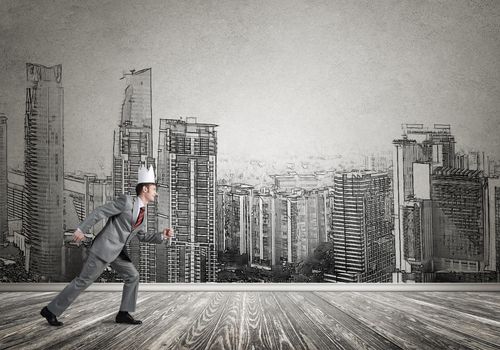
[115,311,142,325]
[40,306,63,327]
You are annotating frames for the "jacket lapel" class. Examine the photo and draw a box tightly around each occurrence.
[131,196,138,227]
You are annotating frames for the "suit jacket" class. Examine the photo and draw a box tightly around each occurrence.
[77,194,163,263]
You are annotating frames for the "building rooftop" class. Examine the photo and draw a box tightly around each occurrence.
[433,166,483,178]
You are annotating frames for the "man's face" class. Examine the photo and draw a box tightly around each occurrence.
[142,184,157,203]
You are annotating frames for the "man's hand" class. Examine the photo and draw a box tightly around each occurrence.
[163,228,174,239]
[73,228,85,243]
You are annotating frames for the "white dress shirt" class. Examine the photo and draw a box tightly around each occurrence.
[132,197,145,225]
[133,196,167,241]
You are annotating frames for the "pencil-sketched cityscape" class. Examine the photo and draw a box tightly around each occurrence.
[1,63,499,284]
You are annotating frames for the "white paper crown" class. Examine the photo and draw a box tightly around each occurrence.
[138,165,156,184]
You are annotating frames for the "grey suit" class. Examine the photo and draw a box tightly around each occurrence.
[48,194,164,317]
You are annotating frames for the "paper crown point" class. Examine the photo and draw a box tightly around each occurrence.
[138,165,156,184]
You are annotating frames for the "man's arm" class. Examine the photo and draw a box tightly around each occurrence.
[73,194,128,242]
[136,228,174,244]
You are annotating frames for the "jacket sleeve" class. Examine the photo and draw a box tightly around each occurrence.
[77,194,127,235]
[136,229,165,244]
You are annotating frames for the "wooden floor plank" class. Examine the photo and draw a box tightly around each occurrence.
[258,292,311,350]
[200,291,245,350]
[283,292,383,350]
[0,291,498,350]
[287,292,399,350]
[301,292,403,350]
[93,292,213,350]
[237,292,276,350]
[8,292,128,350]
[399,291,500,320]
[0,293,122,349]
[316,291,475,350]
[366,292,500,350]
[168,291,234,349]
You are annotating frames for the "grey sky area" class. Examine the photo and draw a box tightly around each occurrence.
[1,0,499,176]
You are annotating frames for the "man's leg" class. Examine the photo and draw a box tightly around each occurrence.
[47,252,108,317]
[110,256,140,313]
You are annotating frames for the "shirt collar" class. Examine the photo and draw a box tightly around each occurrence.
[133,196,145,222]
[136,196,145,209]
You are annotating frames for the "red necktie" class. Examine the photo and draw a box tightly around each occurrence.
[133,207,145,229]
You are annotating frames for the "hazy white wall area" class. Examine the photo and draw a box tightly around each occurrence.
[1,0,499,176]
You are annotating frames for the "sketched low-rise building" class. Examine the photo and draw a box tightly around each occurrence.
[270,172,323,191]
[63,173,113,233]
[455,151,494,177]
[7,168,25,267]
[215,184,231,253]
[0,113,7,244]
[7,169,25,223]
[222,184,253,256]
[219,185,329,269]
[294,188,329,264]
[251,188,274,268]
[268,189,329,267]
[400,198,434,281]
[24,63,64,281]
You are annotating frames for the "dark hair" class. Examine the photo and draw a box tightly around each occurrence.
[135,183,156,196]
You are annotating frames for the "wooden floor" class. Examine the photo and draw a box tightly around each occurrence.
[0,291,499,350]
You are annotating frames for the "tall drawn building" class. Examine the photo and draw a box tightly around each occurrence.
[392,124,455,282]
[24,63,64,280]
[392,123,500,282]
[157,118,217,282]
[112,68,157,282]
[431,167,497,273]
[487,178,500,272]
[0,113,7,244]
[331,171,394,282]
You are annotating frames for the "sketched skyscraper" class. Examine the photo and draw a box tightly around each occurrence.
[157,118,218,282]
[113,68,157,282]
[331,171,394,282]
[432,168,498,275]
[0,112,7,244]
[487,178,500,272]
[24,63,64,280]
[392,124,455,282]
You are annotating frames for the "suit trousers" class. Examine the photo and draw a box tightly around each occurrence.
[47,251,140,317]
